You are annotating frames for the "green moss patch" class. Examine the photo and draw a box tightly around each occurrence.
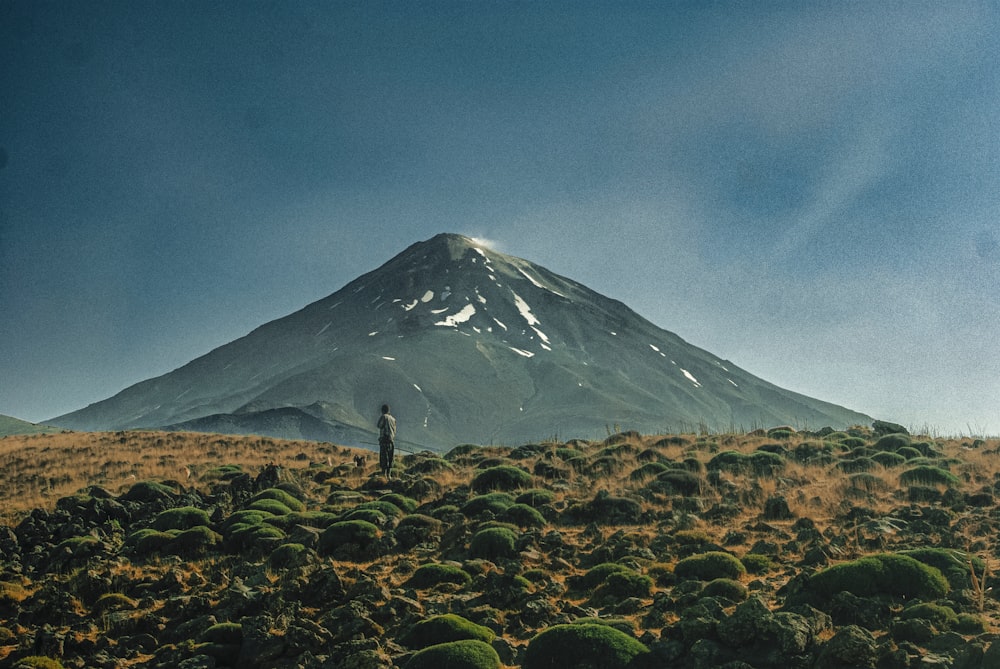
[399,614,496,650]
[523,623,649,669]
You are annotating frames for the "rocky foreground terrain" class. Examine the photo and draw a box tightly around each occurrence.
[1,424,999,668]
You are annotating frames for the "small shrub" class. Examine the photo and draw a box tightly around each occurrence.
[469,527,518,560]
[749,450,785,476]
[870,451,906,468]
[874,434,911,452]
[652,469,702,495]
[250,487,306,512]
[341,508,390,527]
[523,623,650,669]
[516,489,556,507]
[955,613,988,634]
[395,514,445,548]
[430,504,461,520]
[568,491,642,525]
[227,523,285,553]
[839,437,868,449]
[461,493,515,517]
[500,503,546,529]
[740,554,774,575]
[896,446,923,460]
[168,526,222,556]
[92,592,137,615]
[221,509,274,530]
[52,535,100,561]
[847,473,889,493]
[408,458,454,474]
[201,621,243,645]
[380,493,419,512]
[836,457,877,474]
[472,466,533,493]
[629,462,670,481]
[446,444,480,459]
[899,548,986,591]
[128,529,176,556]
[152,506,211,532]
[571,617,636,635]
[264,510,339,531]
[793,441,833,463]
[404,639,501,669]
[702,578,748,602]
[577,563,634,590]
[598,571,653,599]
[899,466,959,487]
[319,520,379,554]
[267,543,313,570]
[674,551,747,581]
[707,451,748,473]
[399,614,496,650]
[803,553,948,602]
[407,563,472,588]
[899,602,958,629]
[120,480,175,502]
[356,500,405,518]
[247,499,294,516]
[202,464,243,481]
[555,446,586,459]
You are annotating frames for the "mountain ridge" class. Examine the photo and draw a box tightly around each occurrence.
[51,233,872,448]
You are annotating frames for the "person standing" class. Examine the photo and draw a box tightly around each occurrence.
[377,404,396,479]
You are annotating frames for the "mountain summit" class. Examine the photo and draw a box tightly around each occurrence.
[52,233,870,449]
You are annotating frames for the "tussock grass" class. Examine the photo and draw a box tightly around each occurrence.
[0,431,352,526]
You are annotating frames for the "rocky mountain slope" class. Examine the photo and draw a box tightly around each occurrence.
[0,425,997,668]
[51,234,871,449]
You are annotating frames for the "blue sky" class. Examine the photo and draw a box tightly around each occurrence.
[1,1,997,435]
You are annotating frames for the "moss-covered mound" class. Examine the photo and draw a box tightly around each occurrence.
[399,614,496,650]
[674,551,747,581]
[522,623,650,669]
[407,563,472,589]
[797,553,949,603]
[404,639,501,669]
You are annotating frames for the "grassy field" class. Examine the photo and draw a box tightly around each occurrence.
[0,430,344,526]
[1,426,998,668]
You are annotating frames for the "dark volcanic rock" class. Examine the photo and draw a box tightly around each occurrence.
[815,625,877,669]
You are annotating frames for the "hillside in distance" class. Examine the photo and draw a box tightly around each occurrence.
[0,414,62,437]
[51,234,871,449]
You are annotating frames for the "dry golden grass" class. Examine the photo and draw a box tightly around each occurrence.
[0,430,368,526]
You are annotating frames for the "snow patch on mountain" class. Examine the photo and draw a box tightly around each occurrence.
[511,290,540,326]
[680,369,702,388]
[435,304,477,327]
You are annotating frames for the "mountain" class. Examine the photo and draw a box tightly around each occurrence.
[0,414,62,437]
[51,233,871,449]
